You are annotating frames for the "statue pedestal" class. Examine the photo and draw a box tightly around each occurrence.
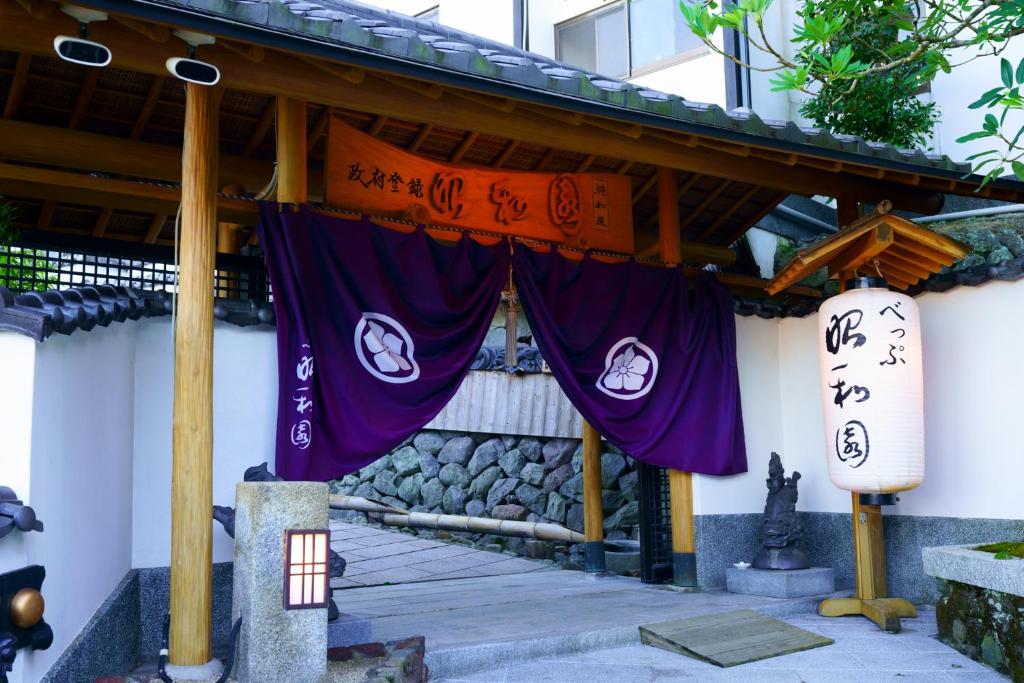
[726,567,835,599]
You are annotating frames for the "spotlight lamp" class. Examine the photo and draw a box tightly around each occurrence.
[53,4,111,67]
[166,30,221,86]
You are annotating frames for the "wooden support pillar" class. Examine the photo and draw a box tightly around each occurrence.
[657,166,697,587]
[656,167,680,265]
[581,420,606,573]
[276,97,308,203]
[169,83,221,669]
[668,469,697,587]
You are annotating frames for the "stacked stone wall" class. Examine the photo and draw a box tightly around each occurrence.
[330,430,640,564]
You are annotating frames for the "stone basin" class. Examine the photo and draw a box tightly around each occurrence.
[604,539,641,574]
[923,543,1024,680]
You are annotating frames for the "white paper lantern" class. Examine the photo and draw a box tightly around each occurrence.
[817,278,924,494]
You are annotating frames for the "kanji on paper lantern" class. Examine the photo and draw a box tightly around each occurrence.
[817,278,924,494]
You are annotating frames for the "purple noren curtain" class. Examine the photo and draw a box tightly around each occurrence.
[513,247,747,475]
[258,204,509,481]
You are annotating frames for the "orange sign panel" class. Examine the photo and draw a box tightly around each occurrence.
[325,116,634,252]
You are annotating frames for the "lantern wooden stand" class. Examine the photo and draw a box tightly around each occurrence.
[767,201,969,633]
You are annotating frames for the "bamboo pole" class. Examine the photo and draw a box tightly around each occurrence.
[379,512,585,543]
[277,97,308,203]
[582,420,606,572]
[169,83,220,667]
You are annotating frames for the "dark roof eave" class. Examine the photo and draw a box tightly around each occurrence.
[68,0,1024,199]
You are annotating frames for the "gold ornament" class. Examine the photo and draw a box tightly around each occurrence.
[10,588,44,629]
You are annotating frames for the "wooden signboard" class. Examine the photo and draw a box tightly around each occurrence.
[326,115,634,252]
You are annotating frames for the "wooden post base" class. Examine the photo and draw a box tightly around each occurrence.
[819,597,917,633]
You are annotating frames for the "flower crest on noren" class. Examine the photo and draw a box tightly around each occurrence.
[353,312,421,384]
[597,337,659,401]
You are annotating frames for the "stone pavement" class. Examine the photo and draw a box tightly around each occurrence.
[329,520,551,588]
[432,605,1001,682]
[332,568,1003,682]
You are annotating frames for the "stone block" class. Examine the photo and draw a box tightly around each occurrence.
[327,613,373,649]
[725,567,835,599]
[923,544,1024,597]
[520,462,545,486]
[468,465,501,500]
[438,435,475,465]
[233,482,329,683]
[468,438,505,475]
[542,438,577,469]
[499,448,526,477]
[391,446,421,476]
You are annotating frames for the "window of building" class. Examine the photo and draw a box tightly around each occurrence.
[555,0,707,78]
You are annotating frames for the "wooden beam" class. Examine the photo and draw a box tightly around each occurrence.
[91,206,113,237]
[244,100,276,157]
[447,89,517,113]
[721,192,788,245]
[533,147,559,171]
[581,421,606,573]
[131,76,165,140]
[14,0,51,19]
[575,153,596,173]
[34,199,53,229]
[113,15,170,42]
[408,123,433,153]
[632,174,658,206]
[169,82,220,668]
[669,469,696,587]
[700,185,760,236]
[144,213,168,244]
[0,119,286,192]
[307,106,331,149]
[657,167,680,265]
[494,140,519,168]
[68,68,100,130]
[367,114,388,137]
[450,131,479,163]
[276,97,308,203]
[826,224,895,277]
[0,162,257,223]
[0,5,971,208]
[688,181,732,237]
[3,52,31,119]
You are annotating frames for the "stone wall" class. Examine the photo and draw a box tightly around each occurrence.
[936,579,1023,680]
[330,430,639,563]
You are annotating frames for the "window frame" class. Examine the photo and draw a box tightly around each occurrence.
[554,1,709,79]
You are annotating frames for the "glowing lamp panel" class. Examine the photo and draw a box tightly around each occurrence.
[284,530,329,610]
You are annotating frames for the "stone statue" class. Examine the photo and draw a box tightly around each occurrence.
[752,453,810,570]
[213,463,346,621]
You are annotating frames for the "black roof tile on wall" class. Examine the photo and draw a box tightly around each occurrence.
[0,286,275,341]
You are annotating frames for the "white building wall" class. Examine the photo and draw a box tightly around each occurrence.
[130,319,278,569]
[0,326,137,683]
[700,279,1024,520]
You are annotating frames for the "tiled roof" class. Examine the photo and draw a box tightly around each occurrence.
[138,0,976,176]
[0,286,275,341]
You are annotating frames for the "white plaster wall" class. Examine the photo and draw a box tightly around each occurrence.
[731,280,1024,519]
[130,319,278,569]
[0,326,137,683]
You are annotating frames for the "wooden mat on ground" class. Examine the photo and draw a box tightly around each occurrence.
[639,609,833,667]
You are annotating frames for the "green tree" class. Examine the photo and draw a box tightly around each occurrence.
[680,0,1024,184]
[0,199,55,292]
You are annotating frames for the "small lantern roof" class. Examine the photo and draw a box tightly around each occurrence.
[767,202,970,294]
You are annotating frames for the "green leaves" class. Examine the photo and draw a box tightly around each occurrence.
[1013,161,1024,180]
[1001,58,1014,87]
[769,66,809,92]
